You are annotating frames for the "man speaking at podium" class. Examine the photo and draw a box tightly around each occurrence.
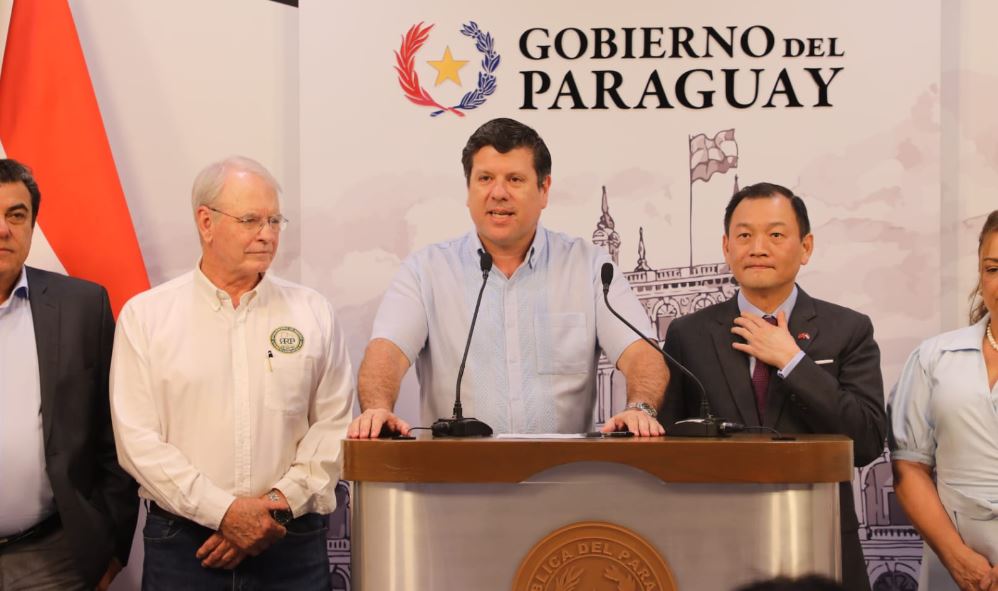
[660,183,886,591]
[348,118,668,438]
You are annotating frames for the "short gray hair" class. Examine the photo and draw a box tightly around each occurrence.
[191,155,282,214]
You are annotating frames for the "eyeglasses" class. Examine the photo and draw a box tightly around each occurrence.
[206,206,289,233]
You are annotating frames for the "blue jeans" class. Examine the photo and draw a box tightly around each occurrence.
[141,510,330,591]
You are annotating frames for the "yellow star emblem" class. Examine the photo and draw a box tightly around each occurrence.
[426,46,469,87]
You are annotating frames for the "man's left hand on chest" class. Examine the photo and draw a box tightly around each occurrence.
[731,311,801,370]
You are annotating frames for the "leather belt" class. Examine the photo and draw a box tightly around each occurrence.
[0,513,61,549]
[148,502,318,527]
[148,502,198,527]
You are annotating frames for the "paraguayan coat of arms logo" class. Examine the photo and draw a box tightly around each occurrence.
[513,522,677,591]
[394,21,500,117]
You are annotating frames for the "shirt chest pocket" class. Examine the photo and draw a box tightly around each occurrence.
[535,312,590,375]
[264,355,313,415]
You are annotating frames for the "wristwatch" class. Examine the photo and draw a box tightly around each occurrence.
[267,490,293,525]
[624,401,658,418]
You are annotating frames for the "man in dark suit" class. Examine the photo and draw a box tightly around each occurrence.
[0,159,137,589]
[660,182,886,591]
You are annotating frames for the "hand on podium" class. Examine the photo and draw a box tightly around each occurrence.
[600,405,664,437]
[348,408,412,438]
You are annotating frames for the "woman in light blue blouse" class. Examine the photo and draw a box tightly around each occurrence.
[890,210,998,591]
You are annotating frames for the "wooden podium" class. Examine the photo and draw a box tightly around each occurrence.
[343,434,852,591]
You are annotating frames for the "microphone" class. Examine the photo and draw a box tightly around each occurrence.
[599,262,741,437]
[431,250,495,437]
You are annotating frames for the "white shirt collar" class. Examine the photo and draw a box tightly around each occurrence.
[470,224,547,270]
[737,285,799,319]
[940,315,990,352]
[193,261,266,312]
[0,267,30,312]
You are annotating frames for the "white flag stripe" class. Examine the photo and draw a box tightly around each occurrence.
[24,225,68,274]
[0,0,11,70]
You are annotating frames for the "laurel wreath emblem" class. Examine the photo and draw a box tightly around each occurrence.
[551,564,637,591]
[394,21,500,117]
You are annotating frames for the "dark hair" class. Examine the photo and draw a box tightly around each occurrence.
[724,182,810,239]
[461,118,551,188]
[733,574,846,591]
[970,209,998,324]
[0,159,41,225]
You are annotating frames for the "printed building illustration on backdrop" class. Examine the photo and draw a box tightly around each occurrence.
[592,182,738,425]
[591,178,922,590]
[326,481,351,590]
[855,452,922,590]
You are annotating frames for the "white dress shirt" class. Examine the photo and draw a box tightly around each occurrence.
[0,268,55,535]
[110,266,354,529]
[372,225,651,434]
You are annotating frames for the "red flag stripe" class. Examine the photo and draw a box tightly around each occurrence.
[0,0,149,315]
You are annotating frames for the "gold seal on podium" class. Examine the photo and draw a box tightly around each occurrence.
[512,521,677,591]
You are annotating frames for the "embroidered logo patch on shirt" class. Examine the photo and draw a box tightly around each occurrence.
[270,326,304,354]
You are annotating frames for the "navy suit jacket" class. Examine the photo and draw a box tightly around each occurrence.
[660,287,886,591]
[26,266,138,585]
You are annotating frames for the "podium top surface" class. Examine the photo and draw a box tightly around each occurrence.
[342,434,854,484]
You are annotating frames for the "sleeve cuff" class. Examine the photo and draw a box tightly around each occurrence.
[776,350,806,379]
[274,478,312,518]
[193,488,238,531]
[889,449,935,467]
[368,334,417,367]
[610,333,646,368]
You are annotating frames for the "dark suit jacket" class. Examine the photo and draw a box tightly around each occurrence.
[660,287,886,591]
[26,266,138,585]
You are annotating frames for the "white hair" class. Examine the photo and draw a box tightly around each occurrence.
[190,155,282,214]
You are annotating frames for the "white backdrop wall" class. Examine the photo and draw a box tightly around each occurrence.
[941,2,998,329]
[68,0,301,287]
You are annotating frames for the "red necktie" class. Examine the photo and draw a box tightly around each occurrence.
[750,316,778,422]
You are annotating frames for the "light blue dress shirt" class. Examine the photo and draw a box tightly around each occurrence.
[0,268,56,535]
[736,286,805,378]
[372,225,653,434]
[889,316,998,586]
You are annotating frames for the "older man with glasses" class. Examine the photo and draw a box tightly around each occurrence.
[110,156,354,590]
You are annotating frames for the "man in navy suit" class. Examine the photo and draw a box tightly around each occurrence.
[0,159,137,589]
[660,182,885,591]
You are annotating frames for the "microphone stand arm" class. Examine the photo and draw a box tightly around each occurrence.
[600,276,733,438]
